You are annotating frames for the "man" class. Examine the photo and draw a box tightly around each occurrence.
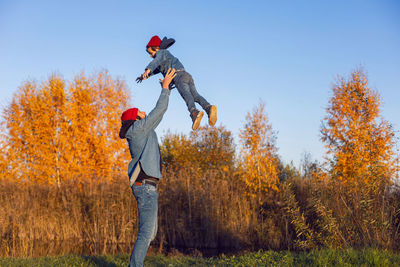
[119,68,176,267]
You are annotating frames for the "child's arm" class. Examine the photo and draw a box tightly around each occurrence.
[143,50,165,78]
[136,50,166,83]
[136,68,161,83]
[136,69,152,83]
[142,68,152,79]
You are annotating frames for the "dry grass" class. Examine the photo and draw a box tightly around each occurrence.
[0,177,136,257]
[1,170,399,257]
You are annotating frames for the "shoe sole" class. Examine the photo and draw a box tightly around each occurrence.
[208,105,217,126]
[192,111,204,130]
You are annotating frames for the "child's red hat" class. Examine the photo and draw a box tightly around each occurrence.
[121,108,139,121]
[146,35,162,48]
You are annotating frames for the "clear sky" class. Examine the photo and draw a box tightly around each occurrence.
[1,0,399,166]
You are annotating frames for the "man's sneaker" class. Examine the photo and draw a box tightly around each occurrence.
[205,105,217,126]
[190,110,204,130]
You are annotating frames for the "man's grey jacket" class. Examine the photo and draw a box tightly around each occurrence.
[124,88,170,185]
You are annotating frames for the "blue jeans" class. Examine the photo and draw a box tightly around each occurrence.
[174,71,210,114]
[129,184,158,267]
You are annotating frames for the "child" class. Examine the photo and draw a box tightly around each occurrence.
[136,35,217,130]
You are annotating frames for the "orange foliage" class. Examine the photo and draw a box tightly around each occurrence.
[239,101,280,200]
[0,123,6,179]
[321,69,397,191]
[161,125,236,174]
[2,71,131,184]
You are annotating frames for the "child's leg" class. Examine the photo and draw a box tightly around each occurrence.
[175,80,204,130]
[189,76,217,126]
[174,73,208,130]
[175,80,197,114]
[188,78,210,110]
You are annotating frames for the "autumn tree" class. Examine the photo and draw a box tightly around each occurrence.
[159,126,248,250]
[317,69,400,247]
[190,125,236,173]
[2,77,68,184]
[321,69,397,191]
[161,132,193,172]
[161,125,236,174]
[0,121,7,180]
[66,71,130,181]
[2,70,131,184]
[239,101,280,201]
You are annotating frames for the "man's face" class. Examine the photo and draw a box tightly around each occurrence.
[137,110,146,120]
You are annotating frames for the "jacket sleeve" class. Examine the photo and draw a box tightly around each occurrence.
[125,88,170,139]
[147,68,160,78]
[146,50,165,73]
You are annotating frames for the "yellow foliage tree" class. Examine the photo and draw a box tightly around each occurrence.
[161,125,236,174]
[321,69,397,191]
[161,132,194,172]
[2,71,131,184]
[190,125,236,173]
[66,71,130,181]
[0,121,7,180]
[239,101,280,201]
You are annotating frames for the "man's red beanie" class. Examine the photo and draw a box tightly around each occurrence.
[146,35,162,48]
[121,108,139,121]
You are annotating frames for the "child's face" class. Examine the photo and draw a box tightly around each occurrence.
[146,47,157,58]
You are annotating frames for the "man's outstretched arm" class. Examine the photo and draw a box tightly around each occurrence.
[126,68,176,138]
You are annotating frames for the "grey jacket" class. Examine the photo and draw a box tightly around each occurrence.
[146,49,185,77]
[124,88,171,180]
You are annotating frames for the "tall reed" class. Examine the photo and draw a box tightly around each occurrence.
[1,172,399,257]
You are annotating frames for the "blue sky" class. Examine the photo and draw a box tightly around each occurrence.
[1,0,399,166]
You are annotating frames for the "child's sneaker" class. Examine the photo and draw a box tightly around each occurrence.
[190,110,204,130]
[205,105,217,126]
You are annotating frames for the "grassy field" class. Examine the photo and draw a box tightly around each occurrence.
[0,249,399,267]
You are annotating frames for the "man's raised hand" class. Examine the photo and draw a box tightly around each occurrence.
[160,68,176,89]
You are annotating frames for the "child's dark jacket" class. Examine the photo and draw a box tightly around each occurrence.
[146,37,185,77]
